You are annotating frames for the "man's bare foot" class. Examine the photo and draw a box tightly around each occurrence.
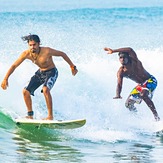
[26,111,34,119]
[42,116,53,120]
[155,116,160,121]
[25,116,33,119]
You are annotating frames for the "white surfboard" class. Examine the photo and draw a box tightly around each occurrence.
[15,118,86,129]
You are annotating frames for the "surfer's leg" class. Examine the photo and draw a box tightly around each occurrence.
[23,73,42,119]
[41,69,58,120]
[23,89,33,119]
[125,95,137,112]
[42,86,53,120]
[141,89,160,121]
[125,86,143,112]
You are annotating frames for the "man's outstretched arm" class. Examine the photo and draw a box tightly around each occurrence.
[104,47,138,60]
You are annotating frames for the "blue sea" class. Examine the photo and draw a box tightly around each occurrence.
[1,0,163,162]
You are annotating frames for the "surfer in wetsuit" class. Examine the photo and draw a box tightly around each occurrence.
[104,47,160,121]
[1,34,78,120]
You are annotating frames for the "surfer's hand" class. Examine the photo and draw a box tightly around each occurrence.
[113,96,122,99]
[71,65,78,76]
[104,47,113,54]
[1,79,8,90]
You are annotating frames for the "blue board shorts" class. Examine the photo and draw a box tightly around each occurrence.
[129,75,157,104]
[25,67,58,96]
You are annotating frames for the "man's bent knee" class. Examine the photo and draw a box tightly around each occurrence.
[23,89,30,96]
[42,86,50,95]
[125,100,137,111]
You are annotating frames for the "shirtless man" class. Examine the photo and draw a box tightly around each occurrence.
[1,34,78,120]
[104,47,160,121]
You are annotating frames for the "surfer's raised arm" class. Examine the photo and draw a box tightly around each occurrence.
[104,47,138,60]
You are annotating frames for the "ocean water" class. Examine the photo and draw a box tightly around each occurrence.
[1,0,163,162]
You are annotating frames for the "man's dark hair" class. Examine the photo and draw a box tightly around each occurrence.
[118,52,132,64]
[118,52,129,58]
[21,34,40,43]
